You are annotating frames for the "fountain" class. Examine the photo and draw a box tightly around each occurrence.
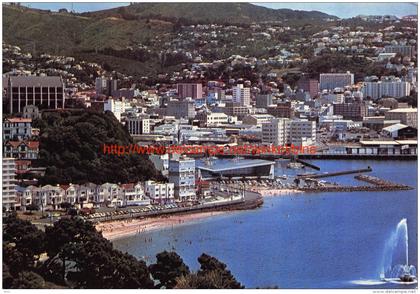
[381,219,417,284]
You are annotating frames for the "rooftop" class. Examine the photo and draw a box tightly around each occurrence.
[8,76,63,87]
[196,158,275,172]
[387,108,417,113]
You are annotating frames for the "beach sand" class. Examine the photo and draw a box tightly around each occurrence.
[248,188,303,196]
[96,210,230,240]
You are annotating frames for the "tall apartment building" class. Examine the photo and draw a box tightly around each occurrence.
[319,72,354,90]
[3,158,16,211]
[256,93,273,108]
[289,120,317,146]
[362,77,411,99]
[232,84,251,106]
[126,116,150,135]
[385,108,418,128]
[96,77,118,97]
[166,100,196,119]
[177,83,203,100]
[262,118,290,146]
[384,45,415,57]
[333,102,368,121]
[262,118,316,146]
[5,76,65,114]
[168,156,196,202]
[3,118,32,141]
[267,102,294,119]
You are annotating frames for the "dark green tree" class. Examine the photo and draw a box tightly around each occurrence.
[149,251,190,288]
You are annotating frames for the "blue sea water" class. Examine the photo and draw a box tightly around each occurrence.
[113,160,418,289]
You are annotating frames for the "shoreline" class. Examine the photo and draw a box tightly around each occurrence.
[97,210,232,241]
[249,188,303,196]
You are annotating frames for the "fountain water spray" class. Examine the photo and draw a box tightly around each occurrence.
[381,218,416,282]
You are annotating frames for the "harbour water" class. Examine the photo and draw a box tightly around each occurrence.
[113,160,418,288]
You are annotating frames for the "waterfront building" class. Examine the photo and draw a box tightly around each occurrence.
[144,181,175,204]
[5,76,65,114]
[196,159,275,180]
[384,108,418,128]
[289,120,316,146]
[2,158,17,211]
[319,72,354,90]
[262,118,290,146]
[168,155,196,202]
[120,183,151,207]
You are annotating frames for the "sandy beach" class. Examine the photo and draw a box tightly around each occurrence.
[96,210,230,240]
[249,188,303,196]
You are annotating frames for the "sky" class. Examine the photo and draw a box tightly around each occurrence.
[20,2,418,18]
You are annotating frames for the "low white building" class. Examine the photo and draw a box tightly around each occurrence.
[144,181,175,204]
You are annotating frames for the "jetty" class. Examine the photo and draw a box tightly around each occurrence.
[297,167,372,179]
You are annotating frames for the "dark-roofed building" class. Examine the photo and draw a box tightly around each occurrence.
[5,76,65,113]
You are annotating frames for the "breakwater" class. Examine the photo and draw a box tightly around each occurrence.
[297,167,372,179]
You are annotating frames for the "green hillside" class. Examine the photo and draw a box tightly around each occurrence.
[85,3,336,24]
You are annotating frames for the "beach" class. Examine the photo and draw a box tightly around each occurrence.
[97,210,231,240]
[250,188,303,196]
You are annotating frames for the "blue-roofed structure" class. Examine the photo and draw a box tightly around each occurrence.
[196,158,275,180]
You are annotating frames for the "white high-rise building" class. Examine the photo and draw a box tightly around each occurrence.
[289,120,317,146]
[262,118,290,145]
[168,155,196,202]
[232,84,251,106]
[3,158,16,211]
[362,77,411,99]
[262,119,316,146]
[319,72,354,90]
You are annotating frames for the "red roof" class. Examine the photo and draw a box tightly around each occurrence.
[120,183,135,190]
[6,118,32,123]
[6,141,39,150]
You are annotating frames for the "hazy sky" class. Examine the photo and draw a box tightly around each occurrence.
[21,2,418,18]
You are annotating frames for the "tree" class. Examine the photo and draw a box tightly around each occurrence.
[44,218,154,289]
[175,253,243,289]
[149,251,190,288]
[3,215,46,272]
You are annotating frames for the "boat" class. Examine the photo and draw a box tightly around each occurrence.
[399,274,416,283]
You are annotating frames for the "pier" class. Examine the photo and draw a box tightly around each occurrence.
[296,159,320,170]
[297,167,372,179]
